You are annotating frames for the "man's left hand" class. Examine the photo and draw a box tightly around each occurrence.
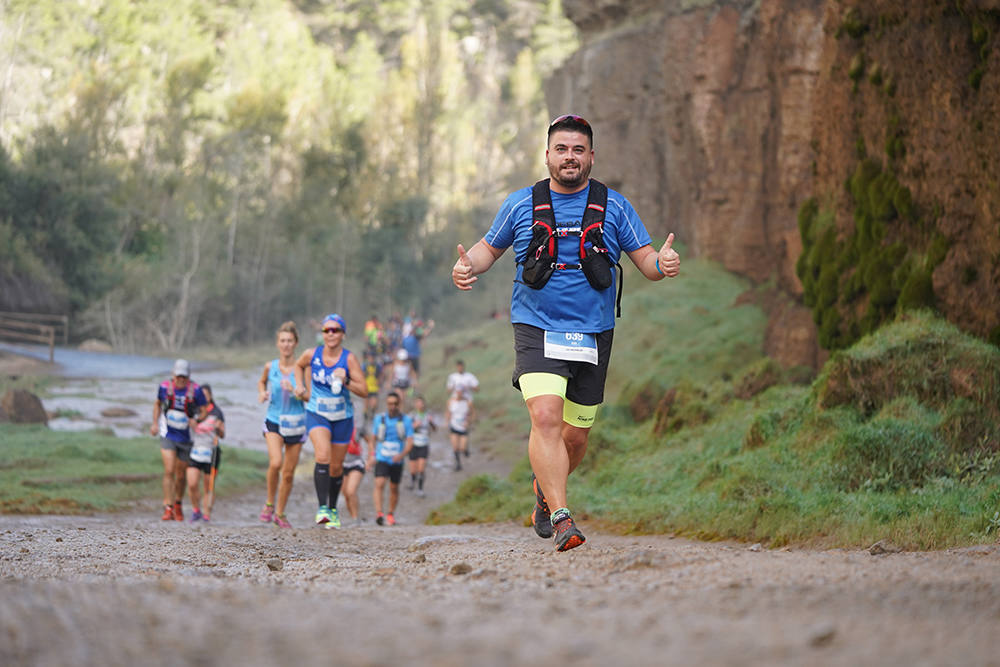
[657,233,680,278]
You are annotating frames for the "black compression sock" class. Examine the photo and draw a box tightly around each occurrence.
[418,473,425,490]
[314,463,331,506]
[329,474,343,510]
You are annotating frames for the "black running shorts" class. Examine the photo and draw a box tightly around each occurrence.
[374,460,404,484]
[511,323,614,406]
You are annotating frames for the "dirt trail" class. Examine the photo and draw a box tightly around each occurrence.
[3,505,999,666]
[2,361,1000,665]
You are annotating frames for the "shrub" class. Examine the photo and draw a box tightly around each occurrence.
[833,418,947,491]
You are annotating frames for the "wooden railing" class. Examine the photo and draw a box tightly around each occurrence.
[0,312,68,363]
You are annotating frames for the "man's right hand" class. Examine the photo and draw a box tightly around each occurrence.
[452,244,477,290]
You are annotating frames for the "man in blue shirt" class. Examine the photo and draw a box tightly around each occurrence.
[366,391,414,526]
[451,114,681,551]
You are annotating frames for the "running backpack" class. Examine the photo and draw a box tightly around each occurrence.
[162,380,200,417]
[520,178,624,316]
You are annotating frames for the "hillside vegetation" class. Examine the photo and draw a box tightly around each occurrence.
[0,0,575,349]
[426,255,1000,550]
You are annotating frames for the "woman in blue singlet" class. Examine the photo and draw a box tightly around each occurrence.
[257,321,306,528]
[293,313,367,528]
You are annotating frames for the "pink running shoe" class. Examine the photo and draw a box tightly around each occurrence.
[259,504,275,523]
[273,514,292,529]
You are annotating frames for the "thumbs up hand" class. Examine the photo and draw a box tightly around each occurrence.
[452,243,477,290]
[656,233,680,278]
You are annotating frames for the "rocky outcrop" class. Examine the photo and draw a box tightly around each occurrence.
[1,389,48,424]
[549,0,1000,366]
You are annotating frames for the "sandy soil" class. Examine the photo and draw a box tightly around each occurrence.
[0,351,54,378]
[2,356,1000,666]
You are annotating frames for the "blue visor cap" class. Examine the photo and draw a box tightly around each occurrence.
[322,313,347,334]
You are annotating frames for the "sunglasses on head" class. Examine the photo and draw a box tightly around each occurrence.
[549,114,590,128]
[323,327,343,334]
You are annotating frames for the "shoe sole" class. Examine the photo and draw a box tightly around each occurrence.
[556,533,586,552]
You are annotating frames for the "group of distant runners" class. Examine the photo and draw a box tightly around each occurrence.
[152,114,680,552]
[152,312,479,530]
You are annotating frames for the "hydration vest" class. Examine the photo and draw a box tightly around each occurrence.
[162,380,200,417]
[520,178,624,317]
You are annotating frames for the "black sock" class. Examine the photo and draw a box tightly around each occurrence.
[329,474,343,510]
[418,473,425,490]
[314,463,330,507]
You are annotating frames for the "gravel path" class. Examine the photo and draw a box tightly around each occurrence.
[3,359,1000,665]
[3,489,1000,666]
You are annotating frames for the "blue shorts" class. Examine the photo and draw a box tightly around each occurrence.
[305,411,354,444]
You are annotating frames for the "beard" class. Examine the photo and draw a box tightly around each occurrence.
[547,158,592,190]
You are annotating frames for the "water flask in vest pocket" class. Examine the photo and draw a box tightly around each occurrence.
[521,222,555,288]
[395,420,406,440]
[580,224,614,290]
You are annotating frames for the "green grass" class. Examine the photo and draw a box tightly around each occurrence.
[0,424,268,514]
[425,259,1000,550]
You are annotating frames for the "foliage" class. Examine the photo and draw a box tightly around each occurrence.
[0,0,578,349]
[796,156,944,350]
[0,423,268,514]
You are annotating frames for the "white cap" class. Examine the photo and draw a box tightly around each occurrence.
[396,349,408,360]
[173,359,190,377]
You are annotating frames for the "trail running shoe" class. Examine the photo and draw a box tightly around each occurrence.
[325,508,341,529]
[315,505,332,525]
[172,501,184,521]
[530,473,553,539]
[273,514,292,529]
[161,505,174,521]
[375,512,385,526]
[386,513,396,526]
[202,514,211,523]
[190,509,203,523]
[259,504,275,523]
[552,512,586,552]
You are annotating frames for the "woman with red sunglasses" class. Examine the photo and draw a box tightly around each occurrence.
[293,313,367,528]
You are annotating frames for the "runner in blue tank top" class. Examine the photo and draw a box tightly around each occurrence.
[293,313,367,528]
[451,115,681,552]
[256,321,306,528]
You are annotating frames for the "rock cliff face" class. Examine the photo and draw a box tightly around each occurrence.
[549,0,1000,367]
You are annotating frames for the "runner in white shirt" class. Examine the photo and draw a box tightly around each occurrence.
[445,390,474,471]
[446,359,479,401]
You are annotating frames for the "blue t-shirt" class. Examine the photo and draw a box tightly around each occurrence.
[402,334,421,359]
[484,180,652,333]
[305,346,354,422]
[372,412,414,463]
[157,380,208,444]
[265,359,306,423]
